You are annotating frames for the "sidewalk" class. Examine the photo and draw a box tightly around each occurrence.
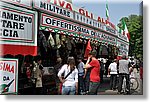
[97,70,143,95]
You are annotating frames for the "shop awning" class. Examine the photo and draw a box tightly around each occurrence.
[0,44,37,56]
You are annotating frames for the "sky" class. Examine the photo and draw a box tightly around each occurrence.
[72,0,142,25]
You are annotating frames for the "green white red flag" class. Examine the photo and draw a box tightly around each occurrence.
[106,0,109,21]
[122,19,130,40]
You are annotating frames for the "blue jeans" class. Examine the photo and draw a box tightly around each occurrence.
[88,81,100,95]
[62,86,76,95]
[84,71,90,92]
[78,75,85,94]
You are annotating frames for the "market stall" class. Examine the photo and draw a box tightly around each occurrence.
[0,0,129,95]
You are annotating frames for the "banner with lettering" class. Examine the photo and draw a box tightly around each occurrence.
[33,0,74,19]
[118,32,129,43]
[1,0,32,8]
[0,58,18,94]
[0,2,37,56]
[41,13,117,45]
[117,39,129,56]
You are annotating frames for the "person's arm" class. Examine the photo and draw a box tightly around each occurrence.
[107,64,111,76]
[75,69,78,94]
[85,64,92,69]
[57,65,66,83]
[108,67,110,75]
[128,62,133,73]
[117,60,119,73]
[75,82,78,94]
[83,69,87,79]
[85,57,92,69]
[59,77,65,83]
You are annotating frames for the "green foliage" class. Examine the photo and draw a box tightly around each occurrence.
[118,15,143,60]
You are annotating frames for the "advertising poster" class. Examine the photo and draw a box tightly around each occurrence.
[0,58,18,94]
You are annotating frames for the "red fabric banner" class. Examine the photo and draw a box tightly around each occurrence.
[84,40,92,58]
[0,44,37,56]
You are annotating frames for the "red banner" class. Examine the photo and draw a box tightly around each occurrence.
[0,44,37,56]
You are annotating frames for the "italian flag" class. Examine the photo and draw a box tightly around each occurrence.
[106,1,109,21]
[122,19,130,40]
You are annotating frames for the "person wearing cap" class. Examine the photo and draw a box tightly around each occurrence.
[108,59,118,91]
[84,50,100,95]
[118,55,131,94]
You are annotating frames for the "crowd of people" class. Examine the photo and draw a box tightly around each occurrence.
[14,50,142,95]
[53,51,141,95]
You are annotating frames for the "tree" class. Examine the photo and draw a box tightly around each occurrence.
[117,15,143,61]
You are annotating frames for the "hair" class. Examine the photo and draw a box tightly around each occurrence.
[77,56,83,61]
[113,59,117,62]
[67,57,75,66]
[34,55,42,63]
[122,55,126,59]
[90,50,97,57]
[56,57,62,63]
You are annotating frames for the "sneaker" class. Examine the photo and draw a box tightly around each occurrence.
[80,90,83,95]
[117,91,124,94]
[86,91,89,94]
[82,92,86,95]
[126,91,130,95]
[113,88,117,91]
[113,89,117,91]
[117,92,121,94]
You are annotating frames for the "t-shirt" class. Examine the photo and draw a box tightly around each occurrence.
[89,59,100,82]
[57,64,78,87]
[77,62,84,76]
[119,59,130,74]
[108,62,117,74]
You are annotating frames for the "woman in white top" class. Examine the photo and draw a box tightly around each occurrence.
[58,57,78,95]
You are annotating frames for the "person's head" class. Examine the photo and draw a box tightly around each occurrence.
[113,59,117,63]
[89,50,97,58]
[77,57,83,62]
[101,59,103,63]
[122,55,126,59]
[67,57,76,69]
[36,55,42,64]
[56,57,62,64]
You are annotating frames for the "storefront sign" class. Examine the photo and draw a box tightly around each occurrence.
[117,40,129,56]
[40,0,116,30]
[93,30,117,44]
[101,33,116,44]
[41,13,97,36]
[0,3,37,45]
[41,13,117,45]
[118,32,129,42]
[44,0,73,11]
[1,0,32,8]
[0,3,37,56]
[74,7,116,29]
[104,26,117,35]
[33,0,74,19]
[0,58,18,94]
[41,13,79,33]
[74,12,105,30]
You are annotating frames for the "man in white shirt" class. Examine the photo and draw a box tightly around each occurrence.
[108,59,118,91]
[57,57,78,95]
